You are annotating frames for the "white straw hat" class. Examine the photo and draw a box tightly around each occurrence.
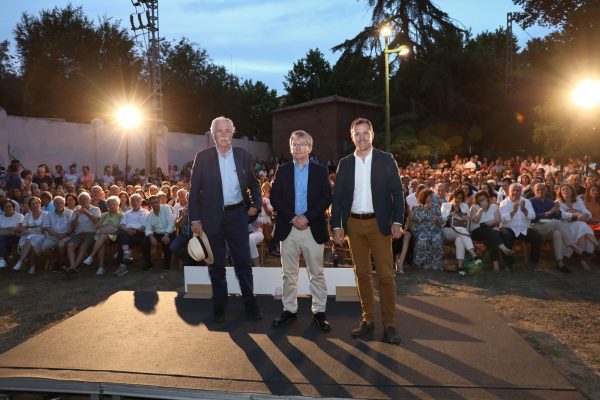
[187,232,214,264]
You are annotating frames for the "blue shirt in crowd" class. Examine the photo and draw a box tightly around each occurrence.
[530,197,561,222]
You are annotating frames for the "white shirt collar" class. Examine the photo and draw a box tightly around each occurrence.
[354,147,373,162]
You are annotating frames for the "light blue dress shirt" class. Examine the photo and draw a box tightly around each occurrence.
[294,160,309,216]
[217,147,243,206]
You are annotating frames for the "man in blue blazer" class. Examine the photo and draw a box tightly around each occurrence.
[331,117,404,344]
[188,117,262,323]
[270,130,332,331]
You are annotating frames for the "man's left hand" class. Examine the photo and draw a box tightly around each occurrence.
[162,235,171,245]
[391,224,404,240]
[293,215,309,230]
[248,207,259,217]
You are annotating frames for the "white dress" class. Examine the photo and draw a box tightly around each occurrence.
[559,199,595,252]
[18,211,48,255]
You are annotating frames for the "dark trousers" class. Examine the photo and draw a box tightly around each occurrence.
[170,233,194,264]
[143,232,175,268]
[500,227,541,264]
[207,206,255,308]
[0,235,19,257]
[116,231,148,264]
[471,226,504,261]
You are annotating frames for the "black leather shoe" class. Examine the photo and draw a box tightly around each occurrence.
[272,310,297,327]
[214,306,226,323]
[351,320,375,337]
[313,312,331,332]
[383,326,401,344]
[245,302,263,320]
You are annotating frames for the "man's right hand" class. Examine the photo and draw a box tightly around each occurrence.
[192,221,203,236]
[333,228,345,246]
[127,228,136,236]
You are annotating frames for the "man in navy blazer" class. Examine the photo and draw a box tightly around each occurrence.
[270,130,332,331]
[331,117,404,344]
[188,116,262,323]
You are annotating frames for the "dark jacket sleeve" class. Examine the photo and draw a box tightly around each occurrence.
[304,164,332,223]
[188,151,203,223]
[388,154,404,225]
[270,164,295,223]
[330,159,345,230]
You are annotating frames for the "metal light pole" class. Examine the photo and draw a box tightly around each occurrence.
[380,25,410,153]
[384,35,391,153]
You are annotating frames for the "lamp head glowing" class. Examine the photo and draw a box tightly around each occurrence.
[397,45,410,57]
[380,25,392,38]
[116,106,142,129]
[571,80,600,110]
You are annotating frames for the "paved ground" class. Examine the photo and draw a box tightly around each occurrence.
[0,251,599,399]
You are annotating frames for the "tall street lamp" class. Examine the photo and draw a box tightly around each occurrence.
[381,24,410,153]
[116,106,142,182]
[571,79,600,175]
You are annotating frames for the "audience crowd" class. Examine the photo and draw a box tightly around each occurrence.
[1,153,599,276]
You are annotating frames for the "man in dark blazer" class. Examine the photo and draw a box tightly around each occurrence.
[331,117,404,344]
[188,116,262,323]
[270,130,332,331]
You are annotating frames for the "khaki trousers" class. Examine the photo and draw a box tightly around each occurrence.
[280,227,328,314]
[531,220,569,260]
[347,217,396,326]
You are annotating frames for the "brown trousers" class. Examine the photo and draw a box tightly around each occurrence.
[347,217,396,326]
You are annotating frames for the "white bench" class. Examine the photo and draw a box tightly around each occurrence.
[184,266,358,301]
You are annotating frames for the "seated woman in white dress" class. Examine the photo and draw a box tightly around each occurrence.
[557,184,600,269]
[441,188,482,276]
[13,196,48,274]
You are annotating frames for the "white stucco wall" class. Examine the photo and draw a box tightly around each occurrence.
[0,111,271,175]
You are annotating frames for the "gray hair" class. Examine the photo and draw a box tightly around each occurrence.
[78,192,91,202]
[289,130,313,147]
[210,116,235,135]
[130,193,142,202]
[509,183,522,194]
[106,195,121,207]
[177,188,188,197]
[53,195,65,204]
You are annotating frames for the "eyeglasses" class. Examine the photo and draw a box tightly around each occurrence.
[290,143,309,149]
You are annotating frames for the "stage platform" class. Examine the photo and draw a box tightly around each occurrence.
[0,291,584,399]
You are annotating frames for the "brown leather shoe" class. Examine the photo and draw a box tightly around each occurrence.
[383,326,401,344]
[351,320,375,337]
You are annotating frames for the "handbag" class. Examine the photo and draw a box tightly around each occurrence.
[450,217,469,229]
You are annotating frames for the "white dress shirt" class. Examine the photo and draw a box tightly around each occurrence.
[145,204,175,236]
[351,149,374,214]
[499,197,535,236]
[121,208,149,230]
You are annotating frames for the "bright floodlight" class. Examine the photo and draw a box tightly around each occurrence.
[571,80,600,109]
[397,45,410,57]
[380,25,392,38]
[116,106,142,129]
